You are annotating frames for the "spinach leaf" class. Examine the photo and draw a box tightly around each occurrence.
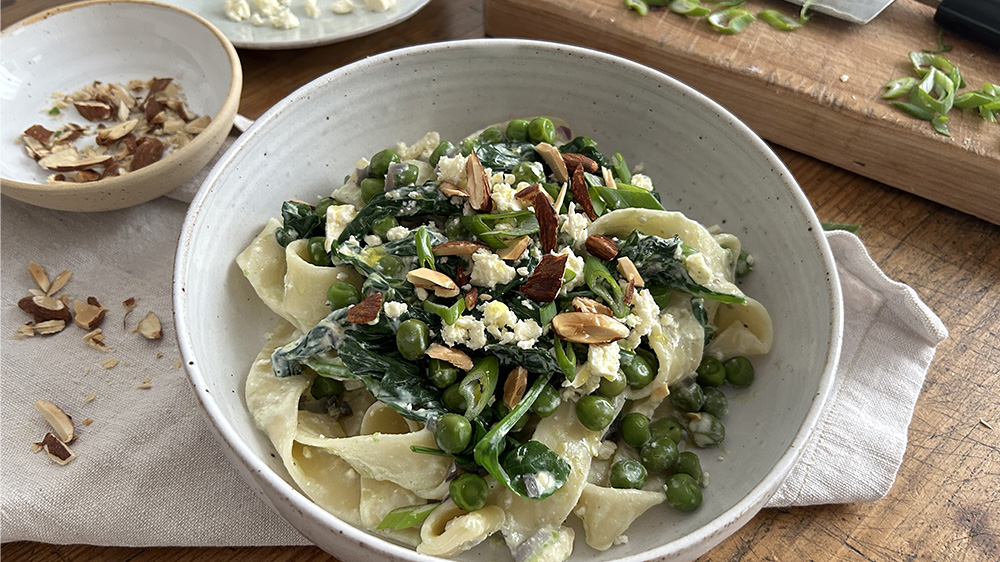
[486,344,562,377]
[690,297,717,346]
[338,182,461,243]
[331,238,414,300]
[271,310,348,378]
[617,231,747,304]
[474,142,538,173]
[275,201,324,247]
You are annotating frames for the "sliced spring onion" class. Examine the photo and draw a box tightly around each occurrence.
[820,221,861,234]
[459,356,499,420]
[891,100,936,121]
[882,77,917,99]
[758,9,802,31]
[415,226,435,270]
[669,0,710,17]
[376,503,439,530]
[931,114,951,136]
[584,256,627,318]
[611,152,631,184]
[914,67,955,115]
[303,359,351,378]
[799,0,817,21]
[553,337,576,380]
[422,297,466,325]
[595,184,665,211]
[461,211,538,249]
[707,8,755,35]
[909,51,956,77]
[539,301,558,327]
[624,0,649,15]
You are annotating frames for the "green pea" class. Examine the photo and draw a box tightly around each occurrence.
[460,138,480,156]
[696,355,726,387]
[528,117,555,144]
[326,281,361,311]
[620,412,651,449]
[479,126,505,144]
[360,177,386,203]
[620,350,654,389]
[307,236,331,266]
[505,119,530,141]
[576,394,615,431]
[396,319,429,360]
[371,216,398,239]
[311,375,345,400]
[429,141,454,167]
[377,255,404,276]
[701,387,729,418]
[369,148,400,177]
[435,413,472,454]
[640,436,678,473]
[450,473,489,512]
[724,356,755,388]
[665,473,702,512]
[688,412,725,448]
[531,385,561,418]
[597,369,627,398]
[444,215,467,240]
[392,163,419,186]
[314,197,337,217]
[429,359,459,388]
[675,451,703,480]
[669,381,705,413]
[442,383,467,413]
[649,418,682,444]
[512,161,545,185]
[609,459,647,490]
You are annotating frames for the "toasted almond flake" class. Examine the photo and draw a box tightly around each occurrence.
[562,153,599,175]
[425,343,474,371]
[38,149,112,172]
[346,292,383,324]
[406,268,460,298]
[572,297,613,316]
[553,182,568,213]
[550,312,629,344]
[624,276,636,305]
[47,270,72,296]
[183,115,211,135]
[137,377,152,390]
[617,257,645,287]
[156,352,163,359]
[535,142,568,184]
[34,319,67,335]
[496,236,531,261]
[31,442,44,454]
[684,412,703,421]
[514,183,542,200]
[33,400,75,442]
[82,418,94,426]
[39,432,75,465]
[84,393,96,403]
[534,191,559,253]
[122,297,137,329]
[465,152,492,212]
[100,358,119,370]
[439,181,468,198]
[96,118,138,144]
[29,262,50,292]
[519,254,568,303]
[585,235,619,261]
[73,298,107,330]
[82,328,102,341]
[601,166,617,190]
[571,166,596,220]
[433,241,488,256]
[503,367,528,409]
[28,289,46,297]
[13,324,36,339]
[465,287,478,311]
[19,294,72,324]
[134,311,163,340]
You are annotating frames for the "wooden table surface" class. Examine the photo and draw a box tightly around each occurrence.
[2,1,997,561]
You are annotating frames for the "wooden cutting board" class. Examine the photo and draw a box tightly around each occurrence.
[484,0,1000,224]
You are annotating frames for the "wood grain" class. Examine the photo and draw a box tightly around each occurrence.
[2,1,998,561]
[483,0,1000,225]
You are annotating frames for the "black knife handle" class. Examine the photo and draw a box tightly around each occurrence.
[935,0,1000,50]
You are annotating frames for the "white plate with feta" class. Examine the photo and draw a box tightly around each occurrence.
[168,0,430,49]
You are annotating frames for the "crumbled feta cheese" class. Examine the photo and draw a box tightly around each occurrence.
[623,289,660,350]
[385,225,410,241]
[415,287,429,301]
[304,0,320,17]
[383,301,408,319]
[330,0,354,13]
[224,0,251,20]
[685,253,713,286]
[597,440,617,460]
[588,342,621,380]
[630,173,654,191]
[363,0,396,11]
[469,249,516,288]
[490,182,526,212]
[395,131,440,161]
[363,234,381,246]
[441,316,488,350]
[324,204,357,252]
[561,202,589,250]
[436,154,467,187]
[613,535,629,546]
[517,267,529,276]
[557,247,585,296]
[479,301,542,349]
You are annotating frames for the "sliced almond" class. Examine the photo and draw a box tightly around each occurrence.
[514,183,554,205]
[19,294,72,323]
[553,181,568,212]
[439,181,468,198]
[346,292,383,324]
[47,270,72,296]
[38,432,75,465]
[33,319,67,335]
[183,115,211,134]
[601,166,618,190]
[562,153,598,175]
[465,152,492,212]
[24,125,54,145]
[535,142,568,184]
[550,312,629,344]
[28,262,50,293]
[496,236,531,261]
[534,191,559,253]
[464,287,478,311]
[519,254,568,303]
[572,296,613,316]
[101,358,120,369]
[22,135,50,160]
[33,400,74,442]
[585,235,619,261]
[134,311,163,340]
[14,324,36,339]
[73,298,107,330]
[74,100,112,121]
[406,268,460,298]
[503,366,528,409]
[425,343,474,371]
[122,297,137,329]
[129,137,164,171]
[617,257,645,287]
[96,119,138,145]
[433,240,488,256]
[571,166,596,220]
[38,149,112,172]
[454,263,469,287]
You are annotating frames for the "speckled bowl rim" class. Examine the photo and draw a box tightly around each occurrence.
[175,38,843,562]
[0,0,243,202]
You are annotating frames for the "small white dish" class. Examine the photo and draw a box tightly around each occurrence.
[175,39,842,562]
[1,0,242,212]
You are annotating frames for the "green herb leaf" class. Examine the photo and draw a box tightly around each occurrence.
[338,182,461,244]
[376,503,439,530]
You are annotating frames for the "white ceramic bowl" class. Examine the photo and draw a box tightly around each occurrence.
[175,39,842,561]
[1,0,242,212]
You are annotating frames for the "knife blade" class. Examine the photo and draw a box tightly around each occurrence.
[781,0,1000,49]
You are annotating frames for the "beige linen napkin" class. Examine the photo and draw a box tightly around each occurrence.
[0,162,946,545]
